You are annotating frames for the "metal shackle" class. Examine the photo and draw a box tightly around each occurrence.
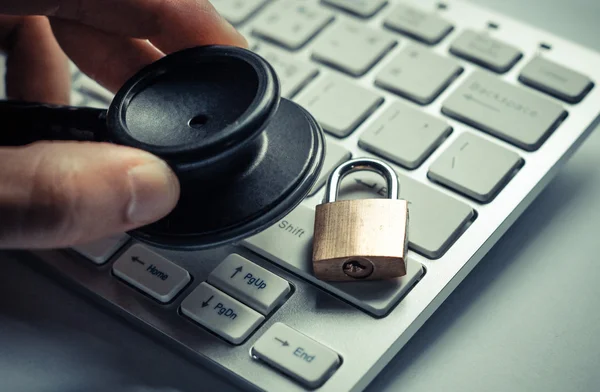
[324,158,400,203]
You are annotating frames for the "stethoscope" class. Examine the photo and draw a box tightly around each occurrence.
[0,45,325,251]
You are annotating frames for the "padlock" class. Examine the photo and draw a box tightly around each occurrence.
[312,158,409,281]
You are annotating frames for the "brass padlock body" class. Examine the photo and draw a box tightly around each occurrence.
[312,198,409,281]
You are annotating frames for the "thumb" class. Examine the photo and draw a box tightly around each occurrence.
[0,141,180,249]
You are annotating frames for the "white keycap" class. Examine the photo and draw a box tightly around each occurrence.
[253,44,319,98]
[73,234,129,265]
[70,91,88,106]
[322,0,387,18]
[180,283,264,345]
[242,204,424,316]
[359,101,452,169]
[252,322,340,389]
[442,70,568,151]
[519,56,594,104]
[68,60,80,78]
[74,73,114,104]
[308,139,351,195]
[311,21,397,76]
[85,99,110,109]
[336,171,475,258]
[384,4,454,45]
[450,29,522,73]
[428,133,524,202]
[251,2,334,50]
[207,254,290,314]
[211,0,268,25]
[295,75,384,137]
[375,44,463,104]
[112,244,191,303]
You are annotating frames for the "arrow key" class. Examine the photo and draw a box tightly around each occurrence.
[112,244,191,303]
[252,322,341,389]
[208,254,291,314]
[180,283,264,345]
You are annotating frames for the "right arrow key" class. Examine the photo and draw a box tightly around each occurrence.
[252,322,341,389]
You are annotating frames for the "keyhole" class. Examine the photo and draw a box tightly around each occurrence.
[342,259,374,279]
[188,114,209,129]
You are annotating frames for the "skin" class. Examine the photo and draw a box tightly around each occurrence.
[0,0,247,249]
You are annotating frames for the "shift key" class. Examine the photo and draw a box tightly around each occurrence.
[242,203,426,317]
[442,70,568,151]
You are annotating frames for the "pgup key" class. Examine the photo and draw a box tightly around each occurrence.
[312,158,409,281]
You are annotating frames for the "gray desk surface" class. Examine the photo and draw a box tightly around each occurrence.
[2,1,600,391]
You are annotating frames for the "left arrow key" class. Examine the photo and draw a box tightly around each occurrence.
[112,244,191,303]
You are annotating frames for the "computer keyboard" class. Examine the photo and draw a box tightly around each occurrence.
[9,0,600,391]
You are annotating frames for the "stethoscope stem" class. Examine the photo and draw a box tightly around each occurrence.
[0,100,108,146]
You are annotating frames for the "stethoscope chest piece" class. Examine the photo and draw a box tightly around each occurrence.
[0,45,325,250]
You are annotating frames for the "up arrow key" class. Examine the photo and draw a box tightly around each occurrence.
[230,266,243,279]
[207,254,291,314]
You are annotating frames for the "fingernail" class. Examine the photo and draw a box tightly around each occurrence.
[127,160,180,225]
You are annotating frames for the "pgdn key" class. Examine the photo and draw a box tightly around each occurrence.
[180,283,264,345]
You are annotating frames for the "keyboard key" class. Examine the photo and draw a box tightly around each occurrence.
[253,44,319,98]
[519,56,594,104]
[74,73,114,104]
[322,0,387,18]
[252,322,341,389]
[383,4,453,45]
[311,21,397,76]
[428,133,524,202]
[309,139,351,196]
[449,30,522,73]
[70,91,87,106]
[296,75,384,137]
[85,99,110,109]
[207,254,291,314]
[375,44,463,104]
[251,2,334,50]
[112,244,191,303]
[211,0,268,25]
[359,101,452,169]
[242,204,424,316]
[181,283,264,345]
[442,71,568,151]
[73,234,129,265]
[337,171,475,258]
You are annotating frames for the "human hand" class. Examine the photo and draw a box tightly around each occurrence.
[0,0,247,249]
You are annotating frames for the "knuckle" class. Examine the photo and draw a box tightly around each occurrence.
[145,0,170,36]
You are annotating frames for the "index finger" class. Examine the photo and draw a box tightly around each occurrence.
[1,0,247,52]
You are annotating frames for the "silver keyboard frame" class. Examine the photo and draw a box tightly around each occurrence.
[12,0,600,391]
